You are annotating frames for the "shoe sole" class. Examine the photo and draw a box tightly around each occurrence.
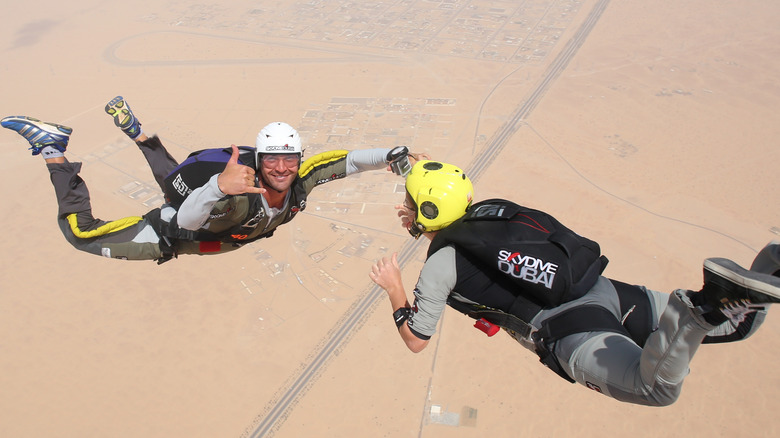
[704,257,780,303]
[105,96,134,129]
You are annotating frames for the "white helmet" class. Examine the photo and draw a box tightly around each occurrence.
[255,122,302,159]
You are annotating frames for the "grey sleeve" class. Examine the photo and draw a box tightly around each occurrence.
[176,174,226,230]
[345,148,391,175]
[407,245,458,339]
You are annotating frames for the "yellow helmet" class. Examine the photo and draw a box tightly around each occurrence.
[405,160,473,238]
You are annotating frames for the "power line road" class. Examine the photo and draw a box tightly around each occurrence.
[244,1,610,436]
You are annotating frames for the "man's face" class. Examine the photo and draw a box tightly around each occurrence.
[259,154,300,192]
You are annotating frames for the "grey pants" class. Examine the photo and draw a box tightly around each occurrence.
[529,276,765,406]
[47,136,177,260]
[47,136,241,260]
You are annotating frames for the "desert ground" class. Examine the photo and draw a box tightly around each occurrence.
[1,0,778,437]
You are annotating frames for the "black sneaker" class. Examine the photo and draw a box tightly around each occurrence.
[750,241,780,277]
[703,258,780,306]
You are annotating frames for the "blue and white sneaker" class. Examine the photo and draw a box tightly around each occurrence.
[105,95,142,139]
[1,115,72,155]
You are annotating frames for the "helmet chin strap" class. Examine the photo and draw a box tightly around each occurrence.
[408,222,424,239]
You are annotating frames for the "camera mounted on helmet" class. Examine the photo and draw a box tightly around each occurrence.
[387,146,412,177]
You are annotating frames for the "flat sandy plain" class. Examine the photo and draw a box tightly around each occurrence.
[1,1,778,437]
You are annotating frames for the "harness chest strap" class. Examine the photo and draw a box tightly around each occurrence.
[451,298,631,344]
[447,288,653,383]
[447,298,536,339]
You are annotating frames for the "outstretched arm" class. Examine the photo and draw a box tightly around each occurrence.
[344,148,431,175]
[344,148,392,174]
[370,253,430,353]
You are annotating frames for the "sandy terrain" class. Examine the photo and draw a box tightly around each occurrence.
[1,1,778,437]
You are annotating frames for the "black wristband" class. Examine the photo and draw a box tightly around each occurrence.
[393,307,411,329]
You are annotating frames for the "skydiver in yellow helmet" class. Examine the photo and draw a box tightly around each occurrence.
[370,159,780,406]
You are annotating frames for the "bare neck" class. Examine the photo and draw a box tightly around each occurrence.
[262,189,289,209]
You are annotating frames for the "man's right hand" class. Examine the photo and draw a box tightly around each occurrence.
[217,145,267,195]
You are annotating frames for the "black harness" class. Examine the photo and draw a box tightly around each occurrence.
[430,199,654,382]
[145,146,309,264]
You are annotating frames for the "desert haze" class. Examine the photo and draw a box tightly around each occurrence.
[1,1,778,437]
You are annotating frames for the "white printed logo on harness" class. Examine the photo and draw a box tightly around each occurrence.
[471,203,506,218]
[172,173,191,197]
[497,249,558,289]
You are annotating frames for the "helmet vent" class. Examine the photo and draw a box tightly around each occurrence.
[422,162,443,170]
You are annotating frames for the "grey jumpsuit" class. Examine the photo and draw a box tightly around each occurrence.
[48,136,391,261]
[408,245,768,406]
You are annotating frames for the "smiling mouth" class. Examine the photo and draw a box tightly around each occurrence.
[265,173,295,188]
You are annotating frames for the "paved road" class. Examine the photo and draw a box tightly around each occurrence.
[244,1,611,436]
